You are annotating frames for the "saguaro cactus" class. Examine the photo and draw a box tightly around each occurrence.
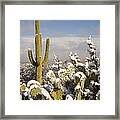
[28,20,50,84]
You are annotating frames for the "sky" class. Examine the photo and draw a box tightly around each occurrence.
[20,20,100,63]
[21,20,100,38]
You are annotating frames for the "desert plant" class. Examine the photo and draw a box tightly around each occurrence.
[20,34,100,100]
[28,20,50,84]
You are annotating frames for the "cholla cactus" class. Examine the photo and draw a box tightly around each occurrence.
[83,35,100,99]
[69,52,81,65]
[27,80,41,99]
[29,84,41,99]
[74,72,86,90]
[46,69,64,100]
[52,55,63,71]
[26,80,53,100]
[86,35,100,70]
[58,68,68,81]
[20,83,29,100]
[74,83,83,100]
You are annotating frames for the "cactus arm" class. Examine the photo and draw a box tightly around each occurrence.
[28,49,36,66]
[43,38,50,66]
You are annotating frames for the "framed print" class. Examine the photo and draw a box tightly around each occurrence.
[0,0,119,119]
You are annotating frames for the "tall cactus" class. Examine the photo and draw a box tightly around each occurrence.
[28,20,50,84]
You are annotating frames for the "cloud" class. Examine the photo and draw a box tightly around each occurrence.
[20,36,100,63]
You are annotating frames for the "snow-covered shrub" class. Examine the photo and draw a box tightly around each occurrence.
[20,63,36,83]
[20,35,100,100]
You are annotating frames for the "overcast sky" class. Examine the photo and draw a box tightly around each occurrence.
[20,20,100,63]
